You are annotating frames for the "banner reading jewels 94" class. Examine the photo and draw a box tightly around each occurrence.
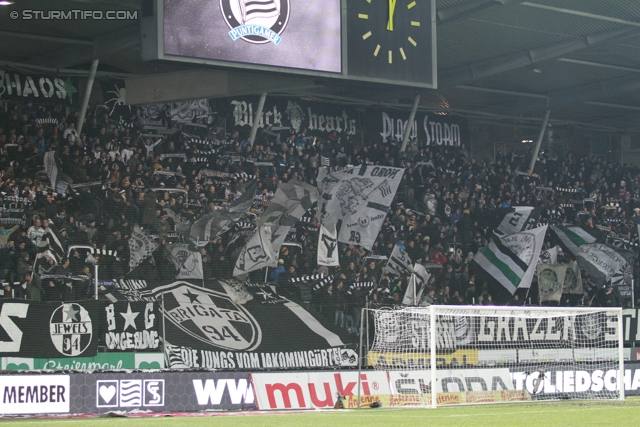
[0,300,101,358]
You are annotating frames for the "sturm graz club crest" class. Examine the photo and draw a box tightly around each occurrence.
[153,281,262,351]
[221,0,290,46]
[49,303,93,356]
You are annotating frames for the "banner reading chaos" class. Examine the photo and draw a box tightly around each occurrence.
[0,70,79,105]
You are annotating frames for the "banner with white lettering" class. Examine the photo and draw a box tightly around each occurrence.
[215,97,359,136]
[0,300,101,358]
[366,109,468,146]
[104,302,160,352]
[109,278,357,370]
[577,243,633,297]
[0,70,79,105]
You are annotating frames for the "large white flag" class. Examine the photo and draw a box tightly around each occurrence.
[317,165,404,250]
[402,263,430,306]
[577,243,633,297]
[233,225,276,276]
[317,223,339,266]
[169,244,204,280]
[234,180,318,276]
[129,225,159,270]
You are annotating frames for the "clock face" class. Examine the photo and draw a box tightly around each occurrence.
[346,0,435,86]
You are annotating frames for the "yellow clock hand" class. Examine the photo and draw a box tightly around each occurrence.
[387,0,397,31]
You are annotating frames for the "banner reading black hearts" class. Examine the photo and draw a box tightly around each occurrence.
[213,96,360,137]
[109,278,358,370]
[0,300,101,358]
[103,302,160,352]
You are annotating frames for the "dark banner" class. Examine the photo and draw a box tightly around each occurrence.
[110,278,358,370]
[0,371,255,414]
[365,108,469,146]
[0,301,101,358]
[0,69,79,105]
[623,309,640,346]
[214,96,360,137]
[103,302,160,352]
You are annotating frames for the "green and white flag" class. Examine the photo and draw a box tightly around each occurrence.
[473,225,547,294]
[550,224,597,258]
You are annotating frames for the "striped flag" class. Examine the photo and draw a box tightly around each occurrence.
[473,225,547,294]
[550,224,597,258]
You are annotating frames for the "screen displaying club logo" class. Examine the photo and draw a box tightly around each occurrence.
[221,0,290,45]
[49,303,93,356]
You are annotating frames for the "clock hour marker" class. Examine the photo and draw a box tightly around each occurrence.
[388,50,393,64]
[408,36,417,46]
[407,1,416,9]
[358,14,368,19]
[411,21,420,26]
[362,31,372,40]
[374,44,381,56]
[400,47,406,60]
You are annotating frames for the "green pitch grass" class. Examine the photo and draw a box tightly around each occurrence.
[2,401,640,427]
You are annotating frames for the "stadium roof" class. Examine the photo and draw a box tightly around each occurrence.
[2,0,640,132]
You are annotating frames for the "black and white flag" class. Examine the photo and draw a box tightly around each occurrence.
[129,225,159,270]
[317,165,404,250]
[402,263,430,306]
[169,244,204,280]
[538,246,558,265]
[493,207,541,235]
[44,151,72,194]
[234,225,276,276]
[317,223,339,266]
[383,244,412,277]
[577,243,633,297]
[563,260,583,295]
[189,182,256,245]
[234,180,318,276]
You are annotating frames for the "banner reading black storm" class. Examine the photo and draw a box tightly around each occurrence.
[109,279,358,370]
[214,97,360,136]
[0,70,79,105]
[366,109,469,146]
[0,300,101,358]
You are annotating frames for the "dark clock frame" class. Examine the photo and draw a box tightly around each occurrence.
[345,0,437,88]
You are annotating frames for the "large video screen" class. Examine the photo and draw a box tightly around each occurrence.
[162,0,342,74]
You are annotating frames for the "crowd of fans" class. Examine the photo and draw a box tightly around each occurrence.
[0,99,638,332]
